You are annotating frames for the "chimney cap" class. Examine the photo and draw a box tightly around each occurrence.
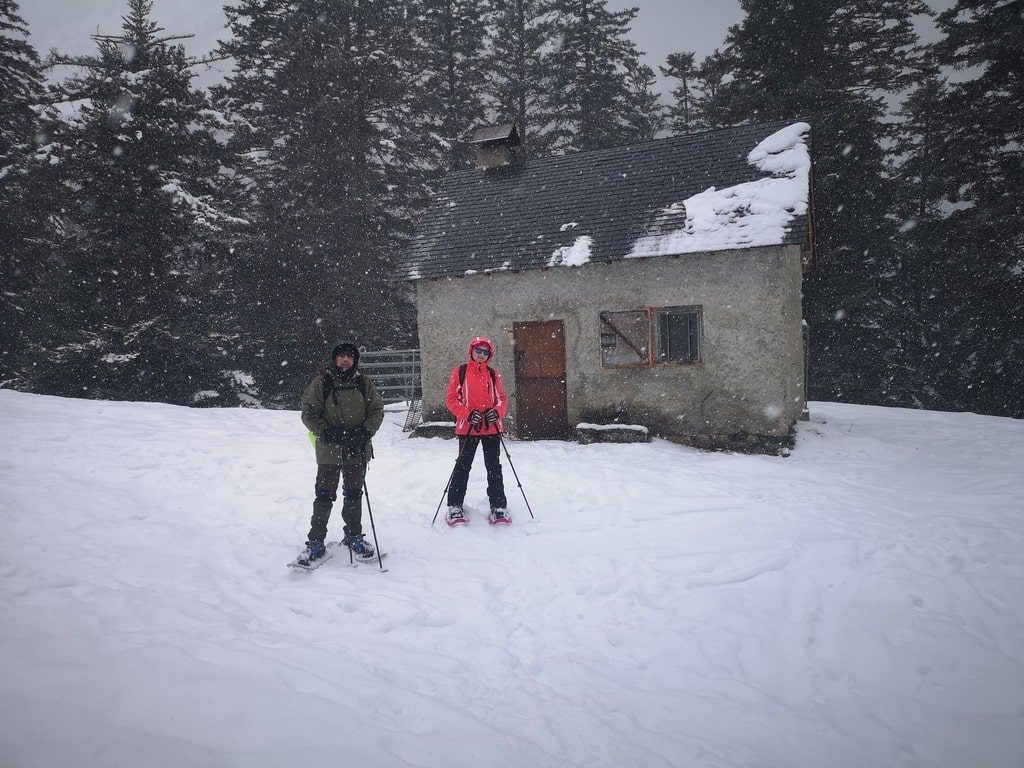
[470,123,521,148]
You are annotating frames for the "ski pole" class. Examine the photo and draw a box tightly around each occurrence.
[431,434,469,526]
[362,477,387,571]
[498,432,535,519]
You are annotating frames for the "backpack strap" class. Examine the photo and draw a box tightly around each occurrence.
[458,363,497,404]
[459,363,496,387]
[323,371,369,405]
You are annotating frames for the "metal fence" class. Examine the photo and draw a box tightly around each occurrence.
[359,348,421,405]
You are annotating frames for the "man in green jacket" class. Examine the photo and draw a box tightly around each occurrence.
[297,342,384,565]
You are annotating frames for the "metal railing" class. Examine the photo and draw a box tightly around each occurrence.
[359,348,421,405]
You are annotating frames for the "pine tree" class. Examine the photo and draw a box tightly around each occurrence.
[623,59,662,142]
[691,49,732,130]
[35,0,243,403]
[544,0,659,152]
[0,0,51,386]
[707,0,930,407]
[893,72,951,410]
[411,0,491,171]
[928,0,1024,417]
[662,48,732,134]
[484,0,556,156]
[217,0,419,404]
[661,51,698,134]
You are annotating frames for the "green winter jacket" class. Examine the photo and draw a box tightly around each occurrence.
[300,369,385,465]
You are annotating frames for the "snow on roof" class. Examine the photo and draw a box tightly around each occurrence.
[548,235,593,267]
[627,122,810,258]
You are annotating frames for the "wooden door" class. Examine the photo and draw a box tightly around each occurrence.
[513,320,570,439]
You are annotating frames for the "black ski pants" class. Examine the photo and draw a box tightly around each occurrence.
[307,454,366,543]
[447,434,507,509]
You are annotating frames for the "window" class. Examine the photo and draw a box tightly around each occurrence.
[655,308,701,363]
[600,306,701,368]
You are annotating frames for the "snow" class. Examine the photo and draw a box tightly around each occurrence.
[628,122,811,258]
[576,422,650,433]
[48,97,93,127]
[548,235,594,267]
[1,389,1023,768]
[100,352,139,363]
[160,180,249,227]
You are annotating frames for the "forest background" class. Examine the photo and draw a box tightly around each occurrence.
[1,0,1020,417]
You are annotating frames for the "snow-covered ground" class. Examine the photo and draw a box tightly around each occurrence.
[1,389,1022,768]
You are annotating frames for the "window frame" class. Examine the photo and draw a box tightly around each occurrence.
[599,309,651,369]
[599,305,703,370]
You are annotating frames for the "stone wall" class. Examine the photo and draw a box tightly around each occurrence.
[414,244,805,446]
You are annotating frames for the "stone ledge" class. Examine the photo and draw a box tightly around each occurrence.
[665,430,795,456]
[575,423,651,444]
[411,422,456,439]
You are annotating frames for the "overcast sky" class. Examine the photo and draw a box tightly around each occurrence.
[19,0,744,92]
[20,0,948,94]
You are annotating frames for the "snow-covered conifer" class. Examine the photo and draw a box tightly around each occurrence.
[484,0,557,156]
[920,0,1024,416]
[216,0,418,403]
[706,0,930,407]
[0,0,51,386]
[35,0,243,403]
[409,0,491,171]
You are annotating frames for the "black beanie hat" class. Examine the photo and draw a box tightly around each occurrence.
[331,342,360,364]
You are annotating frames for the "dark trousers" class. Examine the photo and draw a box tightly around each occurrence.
[307,456,366,543]
[447,434,507,509]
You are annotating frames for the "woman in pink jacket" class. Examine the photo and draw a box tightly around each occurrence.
[444,336,510,525]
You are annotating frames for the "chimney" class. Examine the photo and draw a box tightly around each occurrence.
[470,123,521,170]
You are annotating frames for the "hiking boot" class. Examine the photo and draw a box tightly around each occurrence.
[298,541,326,565]
[446,505,467,526]
[345,534,375,559]
[488,507,510,525]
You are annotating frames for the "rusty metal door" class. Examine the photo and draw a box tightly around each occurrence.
[513,320,569,439]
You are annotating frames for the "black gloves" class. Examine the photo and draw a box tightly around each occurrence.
[468,410,499,429]
[322,425,349,444]
[323,425,371,455]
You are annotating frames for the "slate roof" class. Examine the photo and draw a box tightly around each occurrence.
[398,120,811,281]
